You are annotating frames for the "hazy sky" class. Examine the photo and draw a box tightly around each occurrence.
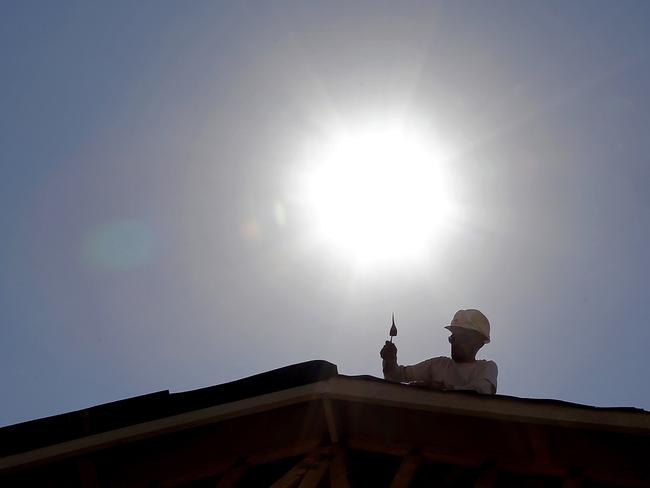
[2,1,650,426]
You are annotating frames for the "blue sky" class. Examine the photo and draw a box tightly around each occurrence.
[2,1,650,426]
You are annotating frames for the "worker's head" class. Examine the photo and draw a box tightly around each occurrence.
[444,309,490,362]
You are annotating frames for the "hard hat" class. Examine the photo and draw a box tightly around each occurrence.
[444,309,490,343]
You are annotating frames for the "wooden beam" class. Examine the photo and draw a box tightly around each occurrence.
[390,454,422,488]
[247,442,320,466]
[298,459,330,488]
[322,398,339,444]
[563,478,582,488]
[329,447,350,488]
[474,459,498,488]
[347,439,411,457]
[524,424,552,467]
[444,466,466,486]
[270,450,322,488]
[159,457,236,487]
[421,449,484,468]
[562,470,584,488]
[421,448,564,478]
[215,463,249,488]
[77,457,100,488]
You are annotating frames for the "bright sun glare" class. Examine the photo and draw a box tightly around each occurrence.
[297,122,455,265]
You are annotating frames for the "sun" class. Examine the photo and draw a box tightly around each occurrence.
[295,121,455,265]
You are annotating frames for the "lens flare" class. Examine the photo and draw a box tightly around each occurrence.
[82,219,156,271]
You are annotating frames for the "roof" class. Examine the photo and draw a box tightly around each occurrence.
[1,360,650,486]
[0,360,338,458]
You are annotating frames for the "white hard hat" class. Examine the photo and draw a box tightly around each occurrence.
[444,309,491,343]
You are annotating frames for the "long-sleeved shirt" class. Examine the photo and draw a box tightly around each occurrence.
[385,356,498,394]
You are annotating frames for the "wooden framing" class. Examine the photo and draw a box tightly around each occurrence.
[389,453,422,488]
[322,398,339,444]
[215,464,248,488]
[328,447,350,488]
[473,460,498,488]
[269,449,324,488]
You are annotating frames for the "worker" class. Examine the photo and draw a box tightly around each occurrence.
[380,309,498,394]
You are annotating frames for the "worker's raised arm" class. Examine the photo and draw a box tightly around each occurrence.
[380,342,434,384]
[380,341,400,381]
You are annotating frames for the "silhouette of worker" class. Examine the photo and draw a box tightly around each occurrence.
[380,309,498,394]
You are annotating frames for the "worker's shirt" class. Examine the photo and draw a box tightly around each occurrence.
[395,357,498,394]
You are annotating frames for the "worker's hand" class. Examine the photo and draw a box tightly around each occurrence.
[380,341,397,361]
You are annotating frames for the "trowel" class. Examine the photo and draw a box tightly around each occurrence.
[389,313,397,343]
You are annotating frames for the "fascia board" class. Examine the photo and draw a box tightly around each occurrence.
[322,377,650,434]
